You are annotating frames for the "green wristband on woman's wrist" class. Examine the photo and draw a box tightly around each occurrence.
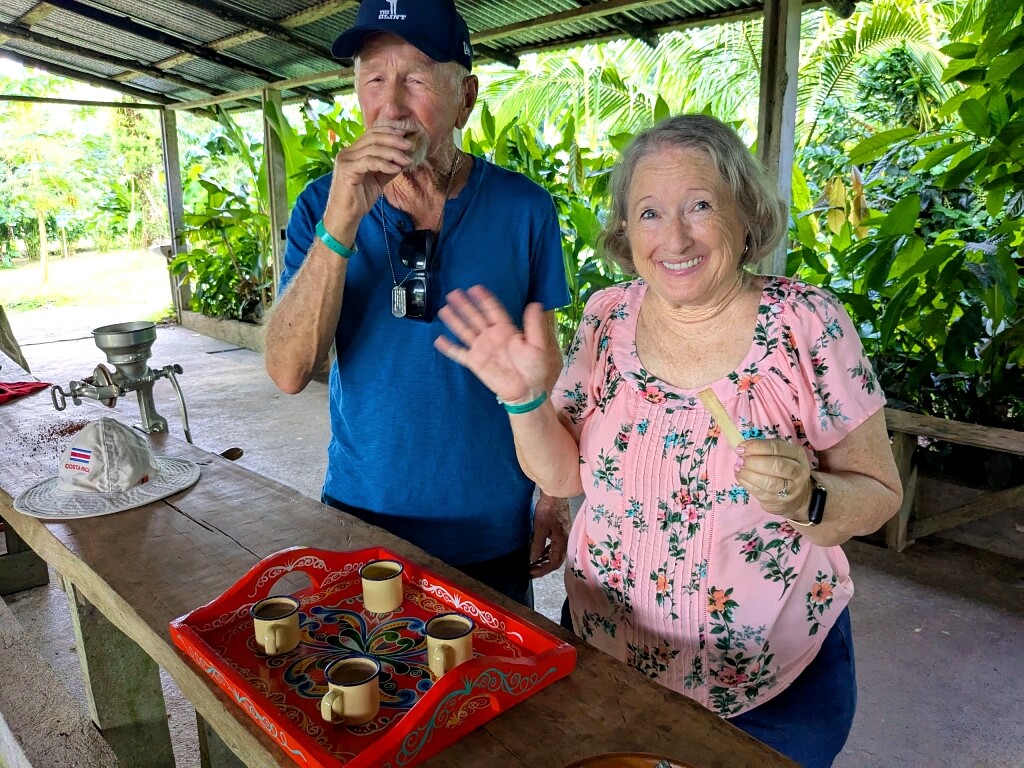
[315,219,356,259]
[497,390,548,414]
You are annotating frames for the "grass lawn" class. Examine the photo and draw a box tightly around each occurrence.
[0,249,174,322]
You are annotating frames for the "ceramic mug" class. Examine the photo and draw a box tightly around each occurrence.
[320,655,382,725]
[360,559,404,614]
[250,596,301,655]
[425,611,474,678]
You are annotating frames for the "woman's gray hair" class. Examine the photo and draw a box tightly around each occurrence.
[598,114,789,274]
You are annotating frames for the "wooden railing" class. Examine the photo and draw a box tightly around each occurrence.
[883,407,1024,551]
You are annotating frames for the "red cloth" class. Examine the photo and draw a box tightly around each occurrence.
[0,380,51,405]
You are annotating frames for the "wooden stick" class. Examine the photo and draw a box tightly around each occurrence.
[697,389,744,449]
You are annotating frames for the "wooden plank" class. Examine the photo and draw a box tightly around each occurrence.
[909,484,1024,540]
[159,108,192,321]
[0,49,172,104]
[884,408,1024,456]
[151,0,357,72]
[263,88,289,294]
[885,432,917,552]
[0,396,794,768]
[62,575,175,768]
[15,2,56,26]
[0,522,48,595]
[756,0,801,277]
[0,599,119,768]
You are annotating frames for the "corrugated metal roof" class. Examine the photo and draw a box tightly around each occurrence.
[0,0,817,110]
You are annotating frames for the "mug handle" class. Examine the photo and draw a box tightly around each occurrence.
[431,644,455,675]
[264,624,284,655]
[320,689,344,723]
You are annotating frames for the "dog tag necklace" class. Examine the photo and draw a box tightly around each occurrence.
[381,150,461,318]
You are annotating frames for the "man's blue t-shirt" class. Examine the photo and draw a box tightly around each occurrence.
[281,156,569,564]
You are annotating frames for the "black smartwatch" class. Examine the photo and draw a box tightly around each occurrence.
[806,474,827,526]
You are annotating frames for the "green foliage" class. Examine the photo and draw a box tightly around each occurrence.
[173,103,364,322]
[464,104,623,348]
[791,0,1024,440]
[172,109,272,322]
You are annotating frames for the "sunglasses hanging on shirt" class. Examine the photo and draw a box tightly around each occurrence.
[381,151,462,322]
[391,229,438,321]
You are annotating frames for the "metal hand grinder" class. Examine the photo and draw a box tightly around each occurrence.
[50,321,192,443]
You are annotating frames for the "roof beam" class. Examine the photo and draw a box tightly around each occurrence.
[473,44,519,69]
[0,21,222,98]
[167,65,354,112]
[15,3,58,27]
[40,0,324,100]
[472,0,676,46]
[168,0,332,60]
[0,49,171,103]
[276,0,358,28]
[152,0,357,76]
[571,0,659,48]
[517,2,827,57]
[0,93,163,109]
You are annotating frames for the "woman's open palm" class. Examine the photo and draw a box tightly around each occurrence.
[434,286,551,402]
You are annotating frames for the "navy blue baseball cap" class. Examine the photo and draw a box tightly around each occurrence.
[332,0,473,71]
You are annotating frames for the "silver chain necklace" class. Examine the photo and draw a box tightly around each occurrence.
[380,151,462,309]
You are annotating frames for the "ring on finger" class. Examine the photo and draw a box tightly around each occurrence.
[776,478,790,500]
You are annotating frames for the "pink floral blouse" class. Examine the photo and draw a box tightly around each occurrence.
[552,276,885,717]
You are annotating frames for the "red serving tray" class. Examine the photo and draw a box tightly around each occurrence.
[170,546,576,768]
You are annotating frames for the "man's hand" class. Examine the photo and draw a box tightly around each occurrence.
[322,126,416,240]
[529,493,570,578]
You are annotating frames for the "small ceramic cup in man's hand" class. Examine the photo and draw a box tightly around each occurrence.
[360,559,404,614]
[425,611,474,679]
[250,596,301,655]
[320,655,382,726]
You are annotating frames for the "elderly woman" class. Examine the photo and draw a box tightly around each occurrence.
[434,114,902,767]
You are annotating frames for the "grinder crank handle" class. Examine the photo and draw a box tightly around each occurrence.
[161,364,192,444]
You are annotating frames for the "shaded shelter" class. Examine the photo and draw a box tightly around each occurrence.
[0,0,858,306]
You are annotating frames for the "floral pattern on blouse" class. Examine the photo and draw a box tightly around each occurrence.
[553,276,884,717]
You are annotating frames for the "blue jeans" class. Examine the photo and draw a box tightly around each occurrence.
[559,600,855,767]
[729,606,857,767]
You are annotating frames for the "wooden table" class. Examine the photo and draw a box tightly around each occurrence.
[0,394,794,768]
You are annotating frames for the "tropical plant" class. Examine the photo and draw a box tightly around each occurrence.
[170,108,273,322]
[463,103,622,348]
[790,0,1024,485]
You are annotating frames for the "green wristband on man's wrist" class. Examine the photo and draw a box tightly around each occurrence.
[497,390,548,415]
[315,219,356,259]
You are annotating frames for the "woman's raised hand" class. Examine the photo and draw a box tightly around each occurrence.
[434,286,551,402]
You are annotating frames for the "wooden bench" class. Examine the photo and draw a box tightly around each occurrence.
[0,597,119,768]
[884,407,1024,551]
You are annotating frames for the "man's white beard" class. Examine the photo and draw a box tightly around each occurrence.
[375,118,429,169]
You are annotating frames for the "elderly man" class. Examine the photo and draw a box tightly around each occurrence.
[264,0,570,607]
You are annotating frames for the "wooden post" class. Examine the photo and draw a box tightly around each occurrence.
[62,575,175,768]
[263,88,289,299]
[885,431,917,552]
[159,107,191,323]
[756,0,801,277]
[197,712,247,768]
[0,519,48,595]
